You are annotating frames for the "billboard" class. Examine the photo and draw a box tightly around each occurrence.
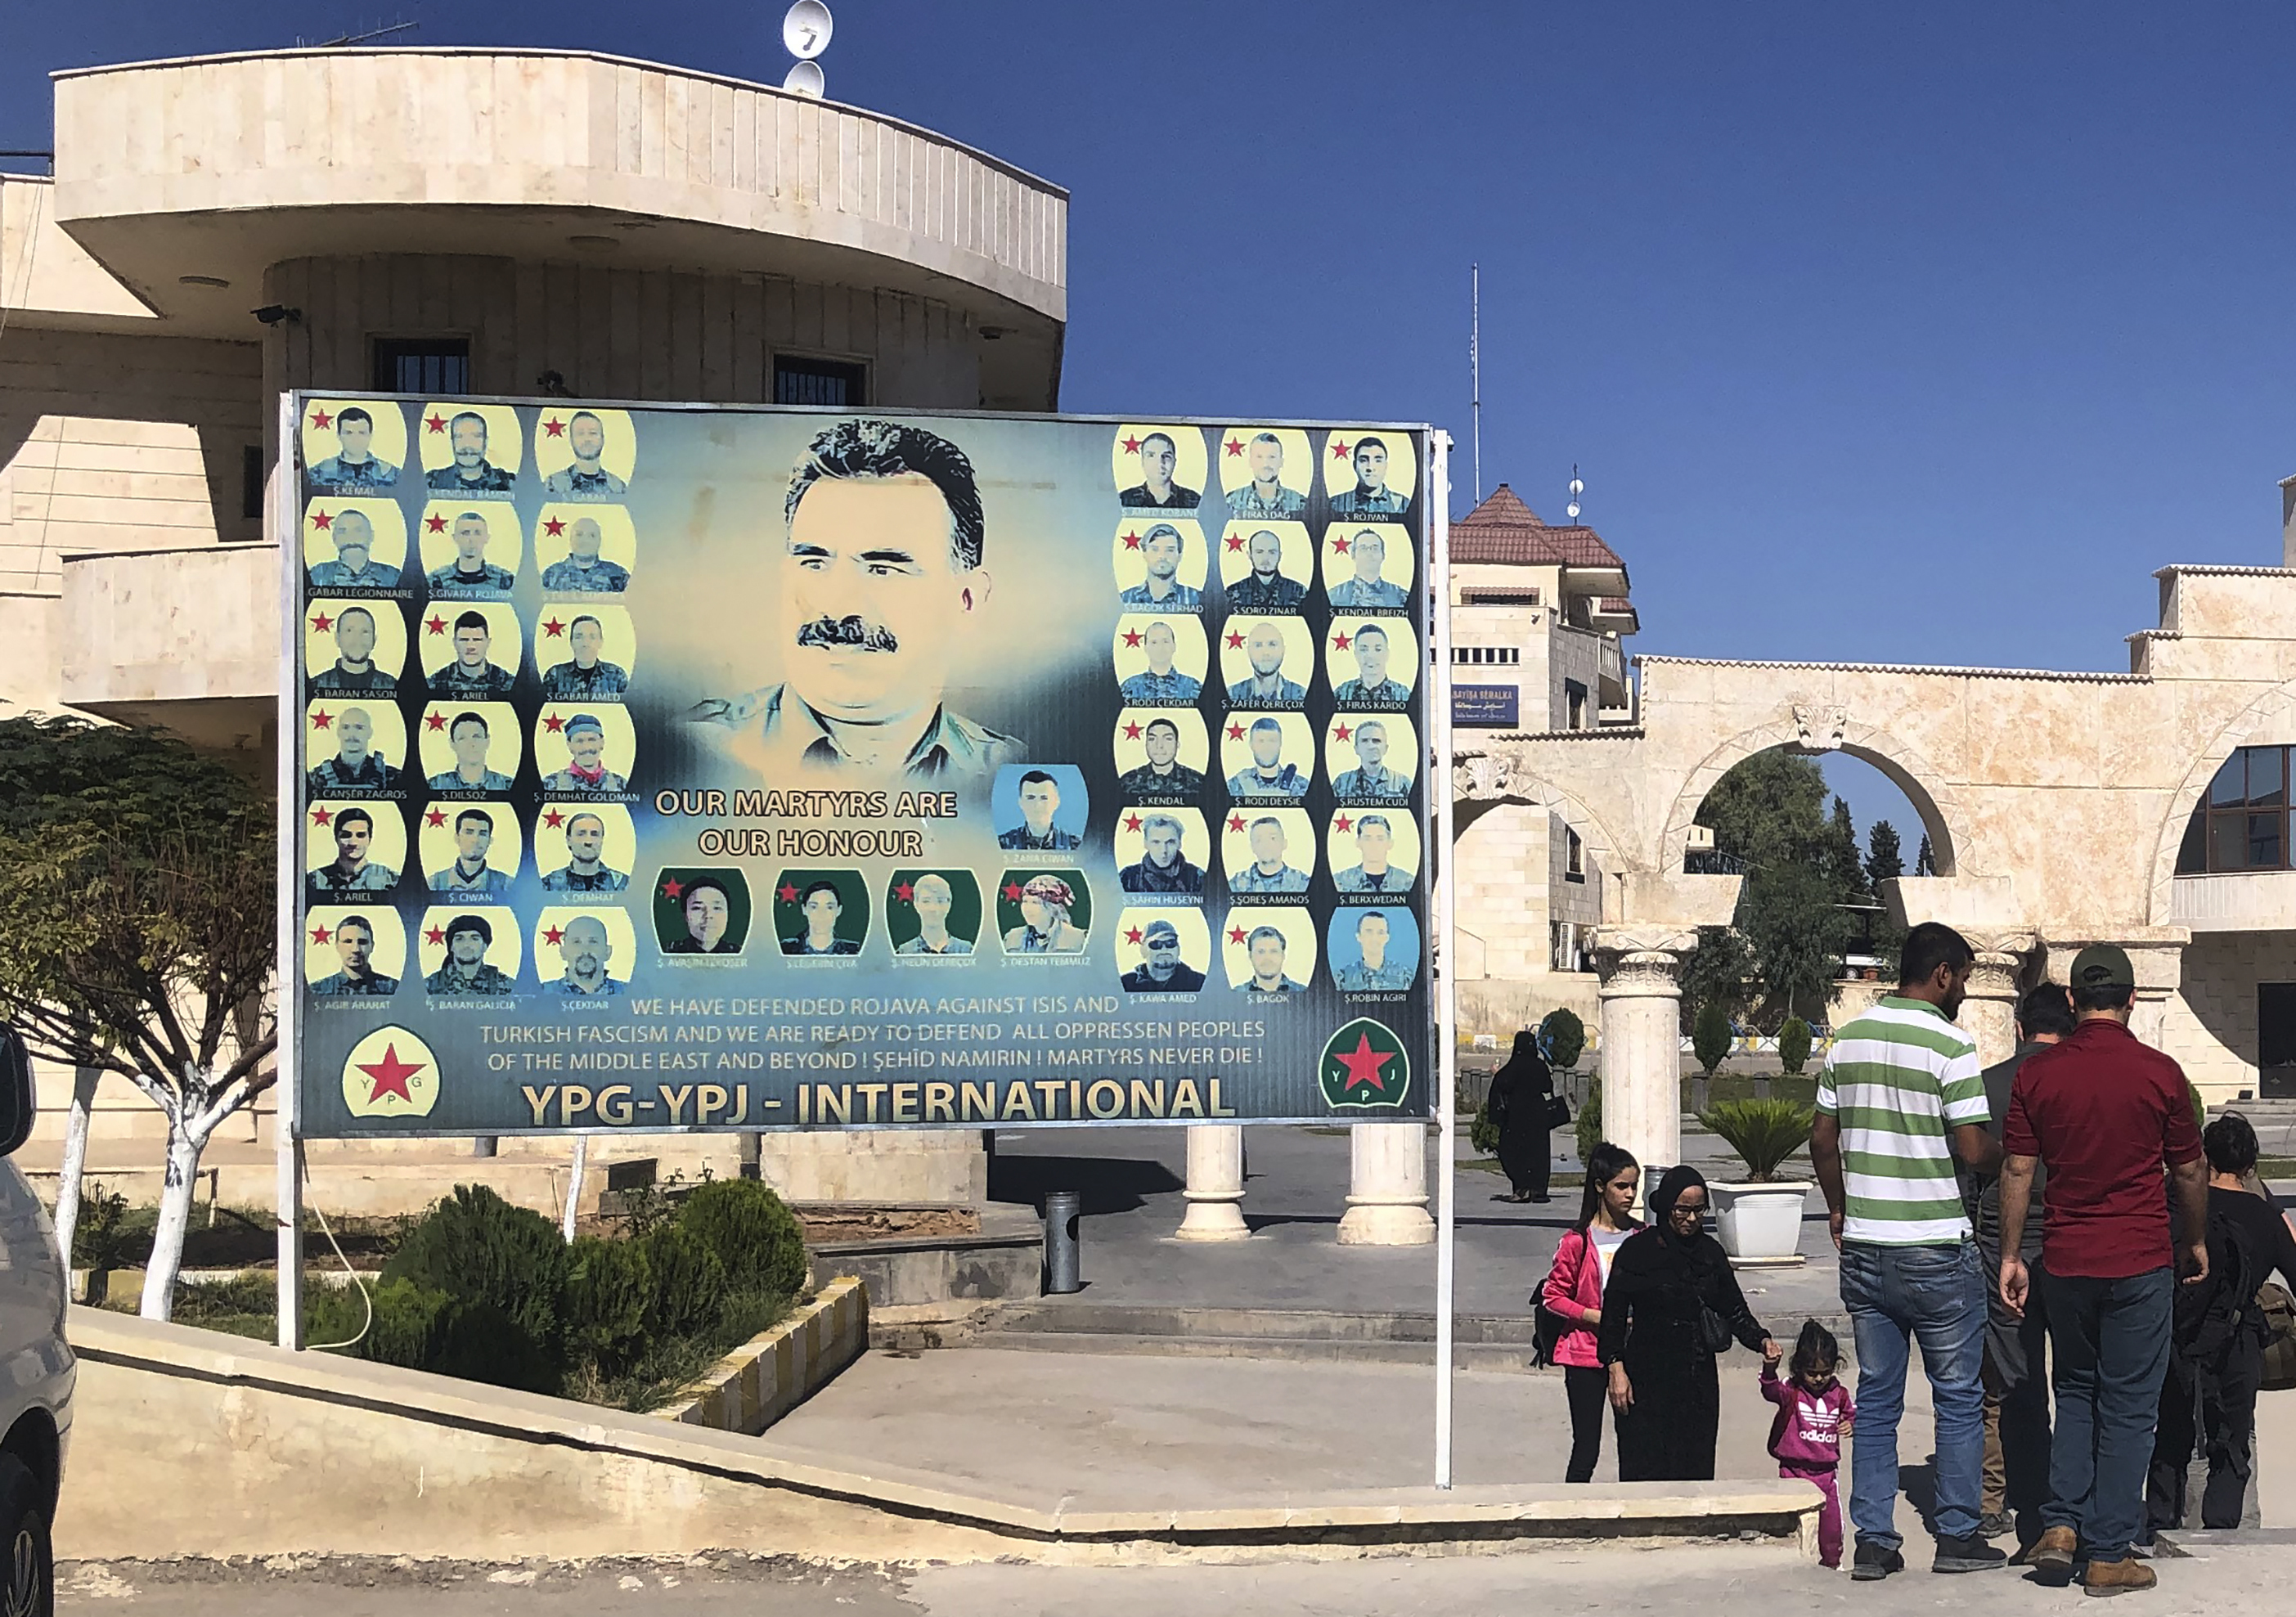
[1451,683,1520,728]
[288,398,1437,1136]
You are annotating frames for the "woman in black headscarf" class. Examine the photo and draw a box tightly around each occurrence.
[1486,1030,1554,1203]
[1597,1165,1780,1480]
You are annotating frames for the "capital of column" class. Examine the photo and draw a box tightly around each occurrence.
[1593,928,1696,1001]
[1963,932,2039,1003]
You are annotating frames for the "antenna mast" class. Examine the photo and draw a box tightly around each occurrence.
[1469,264,1482,505]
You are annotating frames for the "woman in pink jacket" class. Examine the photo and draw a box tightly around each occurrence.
[1542,1142,1642,1482]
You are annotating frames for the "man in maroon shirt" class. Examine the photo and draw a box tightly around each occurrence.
[1997,945,2208,1596]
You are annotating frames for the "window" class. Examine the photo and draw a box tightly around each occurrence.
[1566,680,1588,730]
[373,338,470,396]
[775,355,867,408]
[2179,746,2295,874]
[1463,587,1539,606]
[1564,827,1585,883]
[240,446,265,522]
[1451,646,1521,666]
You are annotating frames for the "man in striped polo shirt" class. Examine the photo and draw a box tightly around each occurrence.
[1813,922,2006,1579]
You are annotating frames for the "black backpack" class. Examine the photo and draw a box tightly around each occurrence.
[2178,1201,2267,1371]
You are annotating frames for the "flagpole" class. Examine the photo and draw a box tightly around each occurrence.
[1430,429,1458,1489]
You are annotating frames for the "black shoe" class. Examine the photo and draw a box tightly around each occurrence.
[1852,1543,1906,1581]
[1979,1510,2015,1539]
[1934,1534,2010,1573]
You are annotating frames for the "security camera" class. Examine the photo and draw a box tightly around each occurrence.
[250,305,302,326]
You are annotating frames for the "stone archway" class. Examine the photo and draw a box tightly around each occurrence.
[1656,714,1971,879]
[2145,676,2296,927]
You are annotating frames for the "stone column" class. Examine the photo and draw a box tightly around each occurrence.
[1337,1122,1434,1246]
[1175,1124,1249,1241]
[1960,933,2038,1070]
[1594,931,1696,1184]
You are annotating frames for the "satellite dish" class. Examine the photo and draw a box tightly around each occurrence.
[783,59,826,98]
[784,0,833,59]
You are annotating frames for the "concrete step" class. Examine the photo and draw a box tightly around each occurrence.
[976,1301,1546,1348]
[964,1327,1545,1369]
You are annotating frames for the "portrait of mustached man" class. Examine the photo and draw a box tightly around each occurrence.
[690,420,1026,782]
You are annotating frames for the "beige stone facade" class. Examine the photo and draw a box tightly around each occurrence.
[0,47,1069,1203]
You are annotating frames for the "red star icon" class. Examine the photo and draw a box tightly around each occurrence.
[425,712,447,732]
[309,407,334,430]
[1121,435,1143,454]
[1224,629,1246,649]
[308,611,335,633]
[543,713,564,734]
[425,614,447,636]
[778,883,799,903]
[310,709,333,730]
[424,923,447,946]
[1330,438,1352,460]
[1124,926,1144,945]
[425,412,447,433]
[309,806,333,828]
[1224,437,1244,457]
[544,618,565,638]
[1331,535,1351,555]
[1332,723,1354,743]
[542,807,565,829]
[1122,628,1143,648]
[543,516,565,537]
[895,881,915,902]
[1228,923,1248,945]
[1335,815,1354,833]
[1226,721,1246,741]
[425,808,447,829]
[1123,813,1142,832]
[1121,531,1142,550]
[1332,1031,1395,1093]
[1122,721,1143,740]
[357,1043,426,1105]
[1002,881,1025,901]
[543,417,566,438]
[659,877,685,900]
[1332,631,1353,651]
[309,509,333,532]
[308,924,331,945]
[1224,532,1246,552]
[541,923,565,946]
[1227,813,1247,833]
[422,512,447,535]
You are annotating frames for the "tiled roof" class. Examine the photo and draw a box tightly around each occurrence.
[1451,483,1626,569]
[1596,595,1633,613]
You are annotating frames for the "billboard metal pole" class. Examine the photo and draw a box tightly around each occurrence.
[1428,430,1457,1489]
[274,396,306,1350]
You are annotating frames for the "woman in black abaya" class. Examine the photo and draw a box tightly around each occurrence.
[1596,1165,1780,1480]
[1486,1030,1554,1203]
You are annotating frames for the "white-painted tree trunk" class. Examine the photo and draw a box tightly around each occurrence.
[50,1067,101,1280]
[139,1128,205,1320]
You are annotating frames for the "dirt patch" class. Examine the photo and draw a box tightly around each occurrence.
[798,1206,981,1243]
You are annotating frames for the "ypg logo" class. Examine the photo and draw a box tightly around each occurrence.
[340,1025,442,1121]
[1318,1017,1411,1112]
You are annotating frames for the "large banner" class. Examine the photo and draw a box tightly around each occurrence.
[287,398,1436,1136]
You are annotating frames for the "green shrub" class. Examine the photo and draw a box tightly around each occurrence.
[1469,1094,1500,1156]
[382,1184,568,1361]
[430,1298,559,1395]
[642,1224,726,1340]
[563,1235,653,1379]
[1699,1098,1817,1183]
[1778,1017,1813,1076]
[70,1180,134,1273]
[1692,1003,1734,1076]
[1576,1081,1603,1170]
[677,1177,809,1300]
[1540,1008,1587,1071]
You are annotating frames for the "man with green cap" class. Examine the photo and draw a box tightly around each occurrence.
[1997,943,2208,1596]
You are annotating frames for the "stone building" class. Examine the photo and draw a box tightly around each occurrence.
[0,46,1067,1206]
[1458,491,2296,1183]
[1446,484,1638,1037]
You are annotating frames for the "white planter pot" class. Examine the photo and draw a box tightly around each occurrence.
[1710,1181,1812,1267]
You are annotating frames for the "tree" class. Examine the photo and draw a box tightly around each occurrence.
[1826,797,1869,903]
[1692,1002,1735,1076]
[1738,860,1853,1017]
[1678,924,1755,1035]
[1915,833,1938,877]
[0,718,276,1319]
[1696,752,1855,1025]
[1865,820,1904,887]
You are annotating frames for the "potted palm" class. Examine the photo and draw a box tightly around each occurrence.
[1699,1098,1815,1266]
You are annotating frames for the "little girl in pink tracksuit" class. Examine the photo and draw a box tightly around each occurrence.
[1762,1319,1855,1569]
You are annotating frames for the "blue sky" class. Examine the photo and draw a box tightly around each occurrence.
[10,3,2292,841]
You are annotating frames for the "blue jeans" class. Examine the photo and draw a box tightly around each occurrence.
[1839,1239,1988,1549]
[2043,1266,2172,1559]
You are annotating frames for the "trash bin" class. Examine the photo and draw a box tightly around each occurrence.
[1043,1189,1081,1295]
